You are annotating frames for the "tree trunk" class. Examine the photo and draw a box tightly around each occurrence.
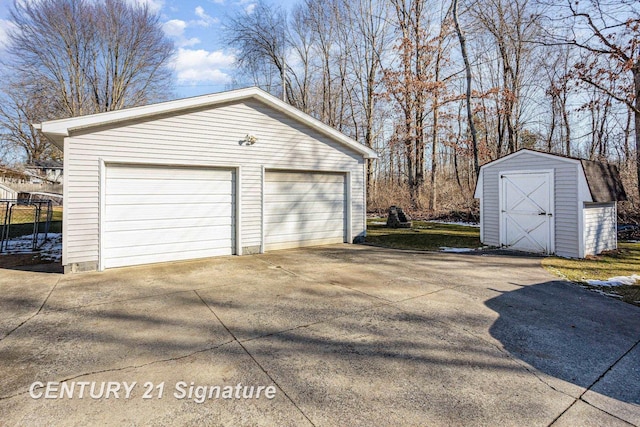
[429,100,439,211]
[634,67,640,198]
[453,0,480,178]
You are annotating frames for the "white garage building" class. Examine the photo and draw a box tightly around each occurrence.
[37,87,377,272]
[474,149,627,258]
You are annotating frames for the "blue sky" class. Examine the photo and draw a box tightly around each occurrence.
[0,0,298,99]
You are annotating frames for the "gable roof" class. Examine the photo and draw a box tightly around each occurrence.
[34,87,378,159]
[476,148,627,202]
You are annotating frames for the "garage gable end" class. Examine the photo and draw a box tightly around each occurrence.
[37,87,377,160]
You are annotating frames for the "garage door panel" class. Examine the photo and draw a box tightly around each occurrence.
[264,200,345,214]
[103,165,235,269]
[105,217,232,233]
[264,218,345,236]
[264,171,346,251]
[264,194,345,204]
[107,166,232,180]
[106,202,233,222]
[105,222,232,239]
[107,193,234,206]
[104,225,232,249]
[104,246,232,269]
[107,179,234,196]
[264,211,340,222]
[265,172,344,184]
[265,181,345,195]
[266,230,344,244]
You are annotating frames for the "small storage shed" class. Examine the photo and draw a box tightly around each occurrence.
[474,149,627,258]
[37,87,377,272]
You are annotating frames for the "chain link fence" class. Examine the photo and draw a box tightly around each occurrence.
[0,199,53,253]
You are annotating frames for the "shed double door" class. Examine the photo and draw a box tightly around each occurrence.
[500,171,553,254]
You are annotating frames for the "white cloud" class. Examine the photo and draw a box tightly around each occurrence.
[244,3,256,14]
[162,19,187,37]
[180,37,202,47]
[174,48,235,84]
[125,0,164,13]
[162,19,201,47]
[193,6,219,27]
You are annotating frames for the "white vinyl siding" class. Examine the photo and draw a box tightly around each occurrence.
[583,203,616,256]
[103,165,234,269]
[264,171,346,250]
[481,152,579,257]
[63,100,366,269]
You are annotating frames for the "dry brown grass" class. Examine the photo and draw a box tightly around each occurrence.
[368,174,478,220]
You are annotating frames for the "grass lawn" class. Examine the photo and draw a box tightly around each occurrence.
[542,242,640,306]
[365,218,481,251]
[5,206,62,224]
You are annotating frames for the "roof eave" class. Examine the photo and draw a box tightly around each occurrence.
[36,87,378,159]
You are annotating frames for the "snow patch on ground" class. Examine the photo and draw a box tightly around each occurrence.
[370,221,387,225]
[2,233,62,262]
[586,274,640,287]
[439,247,476,253]
[431,221,480,228]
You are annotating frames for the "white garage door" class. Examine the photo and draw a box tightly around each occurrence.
[264,171,346,251]
[103,165,235,269]
[500,171,553,254]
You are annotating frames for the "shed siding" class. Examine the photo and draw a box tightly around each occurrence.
[583,203,616,256]
[481,152,580,257]
[63,100,365,268]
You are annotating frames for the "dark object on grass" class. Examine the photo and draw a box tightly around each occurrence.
[387,206,412,228]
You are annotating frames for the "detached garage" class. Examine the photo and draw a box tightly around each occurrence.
[474,149,627,258]
[37,87,377,272]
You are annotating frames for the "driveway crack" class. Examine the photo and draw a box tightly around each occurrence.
[194,290,316,427]
[548,337,640,427]
[0,276,61,342]
[0,340,236,401]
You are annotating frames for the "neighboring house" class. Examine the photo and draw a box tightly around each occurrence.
[0,166,32,185]
[25,160,63,184]
[474,149,627,258]
[36,87,377,273]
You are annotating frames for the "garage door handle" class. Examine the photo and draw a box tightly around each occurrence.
[538,212,546,216]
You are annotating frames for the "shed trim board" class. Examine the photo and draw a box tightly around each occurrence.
[98,161,241,270]
[498,169,555,254]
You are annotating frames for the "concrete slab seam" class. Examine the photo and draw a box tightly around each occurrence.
[0,339,236,402]
[193,289,316,427]
[0,276,62,342]
[548,338,640,427]
[53,282,242,311]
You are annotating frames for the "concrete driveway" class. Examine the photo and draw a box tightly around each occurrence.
[0,245,639,426]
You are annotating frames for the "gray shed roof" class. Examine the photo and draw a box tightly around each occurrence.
[580,160,627,202]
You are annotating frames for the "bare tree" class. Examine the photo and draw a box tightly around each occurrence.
[452,0,479,177]
[0,82,61,163]
[225,1,291,104]
[544,0,640,195]
[344,0,391,194]
[0,0,174,162]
